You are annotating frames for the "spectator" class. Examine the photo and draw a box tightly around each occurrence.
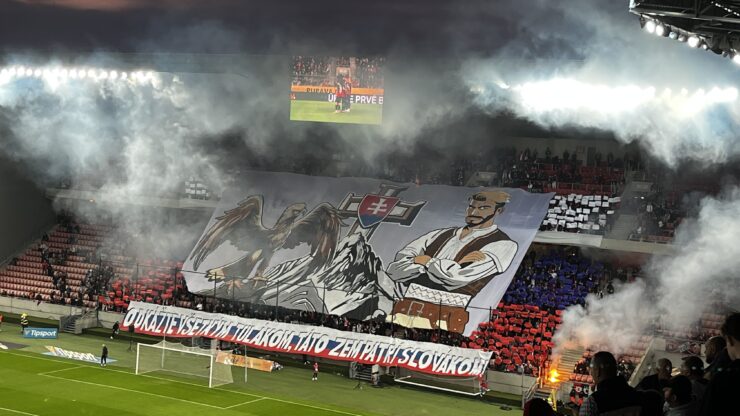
[578,351,655,416]
[679,356,707,402]
[100,344,108,367]
[110,321,120,340]
[702,336,727,380]
[663,375,698,416]
[20,313,29,334]
[636,358,672,392]
[523,398,556,416]
[699,313,740,416]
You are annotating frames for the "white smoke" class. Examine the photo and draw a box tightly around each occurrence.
[462,0,740,167]
[553,188,740,354]
[0,55,271,258]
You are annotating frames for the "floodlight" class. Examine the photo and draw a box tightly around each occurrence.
[645,20,656,34]
[688,36,701,48]
[655,24,666,37]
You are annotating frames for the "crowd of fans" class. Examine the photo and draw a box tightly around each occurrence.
[572,351,637,384]
[629,183,685,243]
[498,148,626,196]
[501,247,639,312]
[524,315,739,416]
[291,56,331,85]
[291,56,384,88]
[540,194,620,235]
[354,57,384,88]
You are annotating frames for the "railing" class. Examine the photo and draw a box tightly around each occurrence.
[628,336,656,386]
[521,376,539,408]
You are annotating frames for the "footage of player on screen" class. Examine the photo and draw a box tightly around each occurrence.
[334,74,353,114]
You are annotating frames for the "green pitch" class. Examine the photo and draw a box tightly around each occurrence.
[290,100,383,125]
[0,323,519,416]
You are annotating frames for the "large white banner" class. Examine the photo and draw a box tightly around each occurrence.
[183,171,553,335]
[123,301,492,377]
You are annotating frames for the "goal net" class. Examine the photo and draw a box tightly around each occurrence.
[394,367,484,396]
[135,341,234,388]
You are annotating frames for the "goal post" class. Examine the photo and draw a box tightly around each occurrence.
[394,366,485,397]
[135,341,235,388]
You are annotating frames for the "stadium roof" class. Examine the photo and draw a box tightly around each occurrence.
[630,1,740,57]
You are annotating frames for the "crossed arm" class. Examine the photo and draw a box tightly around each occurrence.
[386,229,518,291]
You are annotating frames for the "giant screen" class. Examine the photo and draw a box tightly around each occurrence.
[290,56,385,125]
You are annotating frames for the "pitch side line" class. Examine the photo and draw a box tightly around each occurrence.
[0,407,39,416]
[4,351,365,416]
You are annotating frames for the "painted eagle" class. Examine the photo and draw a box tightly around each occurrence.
[189,195,346,286]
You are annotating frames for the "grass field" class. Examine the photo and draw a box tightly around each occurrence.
[0,323,519,416]
[290,100,383,124]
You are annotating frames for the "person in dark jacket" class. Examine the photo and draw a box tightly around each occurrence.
[679,356,708,402]
[100,344,108,367]
[663,375,698,416]
[636,358,672,392]
[578,351,660,416]
[699,313,740,416]
[110,321,119,340]
[702,336,727,380]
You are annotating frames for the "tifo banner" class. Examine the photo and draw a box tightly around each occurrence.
[216,352,275,372]
[182,171,552,335]
[23,327,58,339]
[43,346,117,364]
[124,302,492,377]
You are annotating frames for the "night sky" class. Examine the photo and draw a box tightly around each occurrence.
[1,0,524,56]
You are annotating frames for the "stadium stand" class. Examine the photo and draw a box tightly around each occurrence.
[629,183,685,243]
[499,148,625,196]
[540,194,621,235]
[0,215,190,312]
[459,247,644,375]
[465,303,558,376]
[569,336,651,385]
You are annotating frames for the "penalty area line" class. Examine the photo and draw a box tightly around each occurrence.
[6,351,364,415]
[39,373,226,410]
[37,365,87,376]
[223,397,267,409]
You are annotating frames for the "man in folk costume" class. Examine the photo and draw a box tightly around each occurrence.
[386,191,518,333]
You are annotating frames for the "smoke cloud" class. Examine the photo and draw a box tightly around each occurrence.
[461,0,740,167]
[0,17,479,258]
[554,188,740,354]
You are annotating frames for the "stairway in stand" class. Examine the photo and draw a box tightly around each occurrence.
[529,346,586,405]
[553,347,587,387]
